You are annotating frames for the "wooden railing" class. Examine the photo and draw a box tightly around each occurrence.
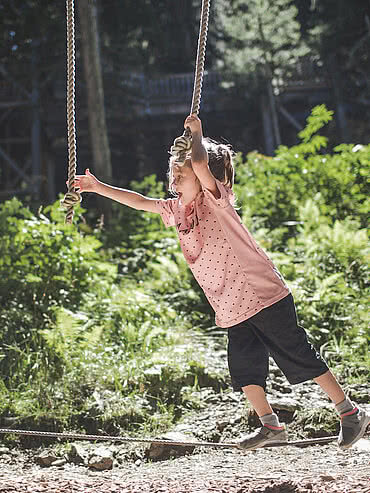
[124,71,222,99]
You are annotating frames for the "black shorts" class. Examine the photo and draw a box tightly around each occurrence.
[227,294,329,391]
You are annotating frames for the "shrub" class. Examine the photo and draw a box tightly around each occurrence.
[234,105,369,235]
[0,198,113,383]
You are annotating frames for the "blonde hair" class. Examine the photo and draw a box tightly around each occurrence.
[167,138,235,196]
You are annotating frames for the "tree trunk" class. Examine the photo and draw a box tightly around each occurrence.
[261,92,275,156]
[256,15,281,152]
[327,56,350,142]
[266,78,281,150]
[31,40,41,198]
[77,0,112,220]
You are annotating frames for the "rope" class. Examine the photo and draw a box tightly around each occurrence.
[61,0,81,224]
[169,0,210,165]
[0,428,339,449]
[0,429,237,449]
[190,0,210,117]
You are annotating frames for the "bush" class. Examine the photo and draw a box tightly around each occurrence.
[234,105,369,372]
[234,105,369,235]
[0,193,214,434]
[0,198,114,383]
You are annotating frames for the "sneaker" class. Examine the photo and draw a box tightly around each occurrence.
[338,406,370,450]
[238,424,288,450]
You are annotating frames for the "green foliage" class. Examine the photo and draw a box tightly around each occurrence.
[0,105,368,436]
[102,174,168,249]
[278,202,369,353]
[223,0,309,77]
[235,106,369,374]
[0,198,112,383]
[234,105,369,232]
[0,190,213,435]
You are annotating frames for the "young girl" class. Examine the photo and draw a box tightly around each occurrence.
[73,114,369,450]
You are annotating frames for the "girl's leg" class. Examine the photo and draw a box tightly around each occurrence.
[238,383,287,450]
[241,384,273,417]
[313,370,346,404]
[315,369,370,449]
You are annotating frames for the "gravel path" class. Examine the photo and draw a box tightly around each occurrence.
[0,438,369,492]
[1,363,368,492]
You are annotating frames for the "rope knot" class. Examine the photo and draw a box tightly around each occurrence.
[169,134,192,165]
[61,190,81,209]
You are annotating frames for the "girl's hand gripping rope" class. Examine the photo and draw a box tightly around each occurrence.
[184,114,203,136]
[68,168,99,194]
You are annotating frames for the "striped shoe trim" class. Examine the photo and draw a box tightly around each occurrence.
[340,407,359,419]
[264,424,285,431]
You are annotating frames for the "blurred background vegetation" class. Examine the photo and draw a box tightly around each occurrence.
[0,1,369,438]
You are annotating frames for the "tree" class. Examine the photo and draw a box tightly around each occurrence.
[0,1,65,200]
[221,0,309,153]
[305,0,370,142]
[77,0,112,220]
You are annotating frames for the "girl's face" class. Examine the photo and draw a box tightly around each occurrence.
[172,162,201,197]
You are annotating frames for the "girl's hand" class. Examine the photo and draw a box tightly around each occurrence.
[184,114,203,135]
[67,168,99,193]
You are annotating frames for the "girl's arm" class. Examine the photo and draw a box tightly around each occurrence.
[184,115,219,197]
[73,169,160,213]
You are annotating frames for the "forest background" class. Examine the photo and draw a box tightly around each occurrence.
[0,0,369,440]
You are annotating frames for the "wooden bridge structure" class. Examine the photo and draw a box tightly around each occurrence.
[0,57,341,202]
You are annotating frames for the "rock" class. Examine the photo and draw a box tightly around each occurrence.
[0,447,10,455]
[68,443,89,464]
[146,432,195,461]
[50,458,67,467]
[269,396,300,412]
[319,474,336,481]
[230,414,242,425]
[88,446,113,470]
[216,420,229,432]
[35,451,59,467]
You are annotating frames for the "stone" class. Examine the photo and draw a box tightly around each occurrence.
[50,458,67,467]
[69,443,89,465]
[146,432,195,461]
[216,420,229,432]
[319,475,336,481]
[35,451,59,467]
[88,446,113,470]
[269,396,300,412]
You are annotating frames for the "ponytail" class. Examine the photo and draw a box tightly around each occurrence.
[204,138,235,188]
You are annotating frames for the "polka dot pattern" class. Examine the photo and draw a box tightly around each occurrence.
[154,180,290,328]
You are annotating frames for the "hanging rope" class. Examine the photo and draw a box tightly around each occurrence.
[0,428,339,448]
[169,0,210,165]
[61,0,81,224]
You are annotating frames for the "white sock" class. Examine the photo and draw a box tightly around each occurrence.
[335,397,355,416]
[260,412,282,429]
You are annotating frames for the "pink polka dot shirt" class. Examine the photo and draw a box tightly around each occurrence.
[154,180,290,328]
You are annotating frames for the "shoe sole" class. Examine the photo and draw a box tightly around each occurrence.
[339,414,370,450]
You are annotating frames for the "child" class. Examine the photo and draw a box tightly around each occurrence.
[73,114,369,450]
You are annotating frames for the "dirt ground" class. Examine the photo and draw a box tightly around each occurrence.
[0,437,369,493]
[1,368,369,492]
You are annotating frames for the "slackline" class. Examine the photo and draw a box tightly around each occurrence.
[0,428,339,449]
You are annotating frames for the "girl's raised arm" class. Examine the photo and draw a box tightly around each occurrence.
[184,115,219,197]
